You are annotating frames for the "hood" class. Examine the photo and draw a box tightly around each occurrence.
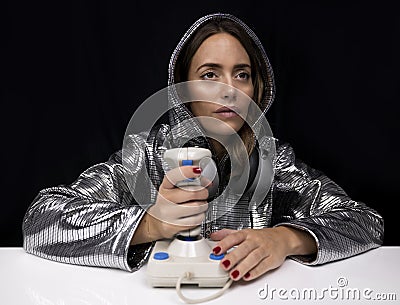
[165,13,276,149]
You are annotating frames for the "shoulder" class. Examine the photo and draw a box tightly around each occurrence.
[273,139,325,181]
[109,123,171,165]
[274,140,296,170]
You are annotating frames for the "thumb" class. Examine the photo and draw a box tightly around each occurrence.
[210,228,237,241]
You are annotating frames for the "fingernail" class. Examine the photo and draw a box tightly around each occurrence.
[212,246,221,254]
[231,270,239,279]
[244,272,251,279]
[222,260,230,268]
[193,167,201,174]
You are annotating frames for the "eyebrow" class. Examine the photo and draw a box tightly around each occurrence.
[196,63,251,72]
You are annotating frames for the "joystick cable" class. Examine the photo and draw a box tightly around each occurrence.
[176,272,233,304]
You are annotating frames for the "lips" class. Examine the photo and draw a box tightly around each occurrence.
[214,106,240,118]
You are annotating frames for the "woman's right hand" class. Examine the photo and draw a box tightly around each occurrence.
[131,166,210,245]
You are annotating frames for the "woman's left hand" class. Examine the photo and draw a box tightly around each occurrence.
[210,226,315,281]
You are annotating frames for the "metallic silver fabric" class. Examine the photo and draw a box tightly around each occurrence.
[23,13,383,271]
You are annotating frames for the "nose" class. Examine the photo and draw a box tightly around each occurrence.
[220,81,237,102]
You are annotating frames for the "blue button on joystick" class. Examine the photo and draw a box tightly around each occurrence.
[209,253,225,260]
[154,252,169,260]
[182,160,193,166]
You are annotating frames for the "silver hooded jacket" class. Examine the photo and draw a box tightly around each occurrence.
[23,13,384,272]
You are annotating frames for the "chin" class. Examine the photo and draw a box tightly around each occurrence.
[203,123,243,138]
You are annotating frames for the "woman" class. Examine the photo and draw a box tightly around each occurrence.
[23,13,383,282]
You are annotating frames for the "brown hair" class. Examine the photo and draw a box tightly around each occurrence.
[174,17,265,165]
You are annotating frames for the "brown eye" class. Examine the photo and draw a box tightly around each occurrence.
[201,71,218,79]
[237,72,250,80]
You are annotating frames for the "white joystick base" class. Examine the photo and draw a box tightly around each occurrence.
[146,237,230,287]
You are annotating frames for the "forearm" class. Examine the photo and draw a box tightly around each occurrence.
[23,188,145,271]
[278,209,384,265]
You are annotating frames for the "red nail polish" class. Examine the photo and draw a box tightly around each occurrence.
[231,270,239,279]
[222,260,230,268]
[244,272,251,279]
[193,167,201,174]
[213,246,221,254]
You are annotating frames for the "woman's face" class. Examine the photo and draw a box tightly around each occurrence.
[187,33,254,137]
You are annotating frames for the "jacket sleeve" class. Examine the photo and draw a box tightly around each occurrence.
[22,135,157,272]
[271,142,384,265]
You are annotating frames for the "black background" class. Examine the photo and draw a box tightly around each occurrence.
[2,1,399,247]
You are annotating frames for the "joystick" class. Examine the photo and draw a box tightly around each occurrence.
[163,147,212,240]
[146,147,231,293]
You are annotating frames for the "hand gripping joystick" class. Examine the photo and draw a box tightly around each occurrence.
[163,147,214,240]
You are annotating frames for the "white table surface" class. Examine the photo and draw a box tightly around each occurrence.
[0,247,399,305]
